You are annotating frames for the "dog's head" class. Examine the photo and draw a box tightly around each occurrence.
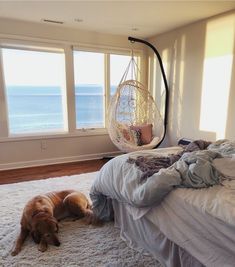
[31,213,60,247]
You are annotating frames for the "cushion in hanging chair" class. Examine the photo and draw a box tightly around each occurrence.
[130,124,153,145]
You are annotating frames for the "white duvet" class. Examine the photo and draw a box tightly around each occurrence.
[129,143,235,226]
[167,152,235,226]
[163,179,235,226]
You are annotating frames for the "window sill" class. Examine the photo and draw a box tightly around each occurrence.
[0,128,109,143]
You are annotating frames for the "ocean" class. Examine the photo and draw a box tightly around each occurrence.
[6,85,117,134]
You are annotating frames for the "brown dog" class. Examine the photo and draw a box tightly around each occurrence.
[11,190,94,256]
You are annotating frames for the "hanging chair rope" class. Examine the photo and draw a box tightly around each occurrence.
[119,51,139,85]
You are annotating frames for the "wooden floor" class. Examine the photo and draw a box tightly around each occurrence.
[0,159,109,185]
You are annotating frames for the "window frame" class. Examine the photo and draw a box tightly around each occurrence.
[0,38,143,142]
[0,42,68,137]
[73,49,106,130]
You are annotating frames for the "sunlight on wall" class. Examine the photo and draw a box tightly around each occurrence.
[148,49,162,109]
[200,14,234,139]
[161,49,169,95]
[151,54,157,99]
[160,49,169,117]
[175,35,186,139]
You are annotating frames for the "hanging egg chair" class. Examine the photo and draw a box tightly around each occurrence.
[107,37,169,152]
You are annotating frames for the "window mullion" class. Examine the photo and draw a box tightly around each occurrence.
[104,54,110,129]
[64,45,76,133]
[0,49,9,137]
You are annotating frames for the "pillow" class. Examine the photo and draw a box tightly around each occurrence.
[130,124,153,145]
[117,123,135,144]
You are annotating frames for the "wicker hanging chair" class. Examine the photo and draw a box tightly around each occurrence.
[107,39,168,152]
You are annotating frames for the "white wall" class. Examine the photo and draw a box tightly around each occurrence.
[148,11,235,146]
[0,18,146,170]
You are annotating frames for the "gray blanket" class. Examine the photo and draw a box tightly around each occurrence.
[90,140,235,221]
[127,140,211,182]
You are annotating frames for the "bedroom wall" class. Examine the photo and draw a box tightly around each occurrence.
[0,18,146,170]
[148,10,235,146]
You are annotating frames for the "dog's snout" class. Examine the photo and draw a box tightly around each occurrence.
[52,235,60,247]
[55,240,60,247]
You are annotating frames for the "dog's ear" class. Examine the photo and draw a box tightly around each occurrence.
[31,220,41,244]
[47,217,59,233]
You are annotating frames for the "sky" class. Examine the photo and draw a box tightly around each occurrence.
[2,48,132,87]
[2,49,65,87]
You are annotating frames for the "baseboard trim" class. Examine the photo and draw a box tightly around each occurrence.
[0,151,122,171]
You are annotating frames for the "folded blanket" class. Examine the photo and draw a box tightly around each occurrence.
[127,140,211,182]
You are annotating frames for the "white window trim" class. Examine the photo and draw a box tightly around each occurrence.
[0,42,69,137]
[104,53,110,129]
[0,49,9,137]
[0,128,108,143]
[64,45,76,133]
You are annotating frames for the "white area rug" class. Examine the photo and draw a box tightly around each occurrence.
[0,172,161,267]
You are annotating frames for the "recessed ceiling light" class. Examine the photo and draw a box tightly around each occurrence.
[74,18,83,22]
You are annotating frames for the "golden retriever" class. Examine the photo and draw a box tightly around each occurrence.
[11,190,94,256]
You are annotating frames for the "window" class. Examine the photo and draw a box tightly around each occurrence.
[73,51,105,129]
[73,51,136,130]
[1,47,66,134]
[0,40,141,139]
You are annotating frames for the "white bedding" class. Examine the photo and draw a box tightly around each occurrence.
[172,181,235,225]
[213,155,235,179]
[126,146,184,219]
[126,147,235,225]
[91,141,235,266]
[144,184,235,267]
[128,146,183,158]
[122,144,235,266]
[127,179,235,225]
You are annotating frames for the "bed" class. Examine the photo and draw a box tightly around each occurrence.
[90,140,235,267]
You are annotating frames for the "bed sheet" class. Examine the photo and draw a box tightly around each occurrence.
[143,185,235,267]
[113,200,204,267]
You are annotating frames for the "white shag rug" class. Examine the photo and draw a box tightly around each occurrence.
[0,172,161,267]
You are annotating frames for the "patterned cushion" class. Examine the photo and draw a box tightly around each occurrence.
[130,124,153,145]
[131,129,142,146]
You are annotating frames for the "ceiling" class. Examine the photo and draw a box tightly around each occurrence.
[0,1,234,38]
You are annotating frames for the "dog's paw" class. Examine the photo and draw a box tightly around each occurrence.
[11,250,18,256]
[38,241,48,252]
[38,246,47,252]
